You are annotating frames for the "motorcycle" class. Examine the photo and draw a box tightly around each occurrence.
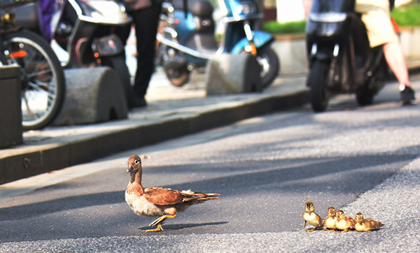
[156,0,280,88]
[11,0,135,107]
[1,0,66,130]
[305,0,390,112]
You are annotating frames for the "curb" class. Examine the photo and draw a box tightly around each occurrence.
[0,88,309,185]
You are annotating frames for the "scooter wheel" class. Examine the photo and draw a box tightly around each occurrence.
[257,46,280,89]
[356,86,374,106]
[164,67,190,87]
[308,59,330,112]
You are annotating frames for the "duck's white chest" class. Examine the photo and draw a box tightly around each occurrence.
[335,219,349,230]
[125,191,163,217]
[303,212,320,226]
[324,217,336,229]
[355,222,367,231]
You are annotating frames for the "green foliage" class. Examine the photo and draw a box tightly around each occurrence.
[262,20,306,34]
[262,3,420,34]
[391,4,420,27]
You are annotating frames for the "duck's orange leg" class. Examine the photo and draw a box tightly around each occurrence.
[146,222,164,232]
[146,214,177,232]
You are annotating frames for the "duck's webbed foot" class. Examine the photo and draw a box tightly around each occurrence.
[146,214,177,232]
[306,227,317,232]
[146,222,164,232]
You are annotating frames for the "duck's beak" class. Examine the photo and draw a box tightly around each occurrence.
[126,165,133,173]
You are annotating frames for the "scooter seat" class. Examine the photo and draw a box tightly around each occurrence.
[172,0,213,17]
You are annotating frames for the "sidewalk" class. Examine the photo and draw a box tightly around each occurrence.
[1,48,419,186]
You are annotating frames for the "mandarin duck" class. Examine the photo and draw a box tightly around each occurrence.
[302,201,323,232]
[323,206,336,231]
[354,212,384,232]
[125,154,220,232]
[335,209,356,233]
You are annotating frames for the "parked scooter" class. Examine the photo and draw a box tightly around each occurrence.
[156,0,280,88]
[11,0,135,106]
[305,0,390,112]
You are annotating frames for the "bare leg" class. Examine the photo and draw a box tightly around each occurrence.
[302,0,313,20]
[383,42,410,86]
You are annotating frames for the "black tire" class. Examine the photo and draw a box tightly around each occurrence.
[356,86,374,106]
[164,67,190,87]
[257,46,280,89]
[101,54,133,107]
[161,45,190,87]
[3,30,66,130]
[308,59,330,112]
[356,68,385,106]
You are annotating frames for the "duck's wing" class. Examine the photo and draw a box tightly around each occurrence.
[347,217,356,228]
[368,219,384,229]
[144,187,220,206]
[144,187,185,206]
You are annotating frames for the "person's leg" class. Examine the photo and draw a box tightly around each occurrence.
[383,42,415,104]
[383,42,410,86]
[131,2,162,101]
[357,0,415,104]
[302,0,313,20]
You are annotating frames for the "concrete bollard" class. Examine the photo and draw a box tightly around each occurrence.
[0,66,22,149]
[53,67,128,126]
[205,53,262,95]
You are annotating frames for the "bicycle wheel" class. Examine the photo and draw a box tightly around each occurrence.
[3,29,66,130]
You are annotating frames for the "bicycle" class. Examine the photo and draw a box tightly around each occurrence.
[0,0,66,130]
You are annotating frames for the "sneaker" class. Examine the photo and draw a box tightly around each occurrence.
[400,84,416,105]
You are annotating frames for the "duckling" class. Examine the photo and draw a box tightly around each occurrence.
[334,209,355,233]
[125,154,220,232]
[302,201,323,232]
[355,212,384,232]
[323,206,336,231]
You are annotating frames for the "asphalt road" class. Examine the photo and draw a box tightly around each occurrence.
[0,78,420,252]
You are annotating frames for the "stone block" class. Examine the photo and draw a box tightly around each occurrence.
[53,67,128,126]
[205,53,262,95]
[0,65,22,149]
[272,37,309,75]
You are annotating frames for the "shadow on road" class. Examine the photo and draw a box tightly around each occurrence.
[138,221,229,232]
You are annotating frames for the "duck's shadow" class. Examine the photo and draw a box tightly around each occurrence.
[139,221,228,232]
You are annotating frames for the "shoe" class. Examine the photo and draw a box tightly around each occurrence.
[129,96,147,109]
[400,84,416,105]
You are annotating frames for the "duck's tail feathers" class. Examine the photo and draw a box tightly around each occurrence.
[182,190,220,202]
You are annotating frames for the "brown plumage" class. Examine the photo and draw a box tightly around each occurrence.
[302,201,323,232]
[335,209,356,233]
[125,154,220,232]
[355,212,384,232]
[323,206,336,231]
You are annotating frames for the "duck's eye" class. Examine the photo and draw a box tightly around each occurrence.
[135,159,140,164]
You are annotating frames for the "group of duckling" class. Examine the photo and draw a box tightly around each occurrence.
[302,201,384,233]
